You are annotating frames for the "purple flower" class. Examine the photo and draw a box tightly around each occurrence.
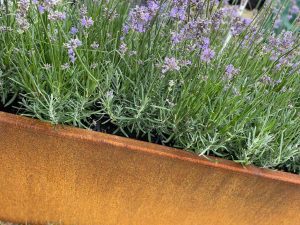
[170,7,186,21]
[44,0,59,9]
[231,17,252,36]
[67,38,82,49]
[68,48,76,64]
[274,18,281,29]
[211,9,225,30]
[171,17,211,46]
[225,64,239,80]
[119,42,128,55]
[170,0,188,21]
[191,0,205,11]
[201,37,210,50]
[290,5,300,15]
[260,75,273,85]
[182,60,192,66]
[292,62,300,69]
[265,31,296,69]
[18,0,30,15]
[65,38,82,63]
[127,4,156,33]
[147,0,160,14]
[162,57,180,73]
[16,13,30,31]
[38,5,45,13]
[70,27,78,35]
[81,16,94,28]
[225,64,235,75]
[200,48,215,63]
[183,19,211,41]
[80,5,88,17]
[123,25,129,34]
[170,31,181,44]
[48,11,66,21]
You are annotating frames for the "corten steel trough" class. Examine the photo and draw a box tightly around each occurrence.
[0,111,300,225]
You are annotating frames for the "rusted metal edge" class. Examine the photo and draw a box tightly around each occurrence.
[1,111,300,185]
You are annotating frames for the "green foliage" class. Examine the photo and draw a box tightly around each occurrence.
[0,0,300,174]
[272,0,300,31]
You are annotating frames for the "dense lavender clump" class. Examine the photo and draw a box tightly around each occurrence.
[0,0,300,174]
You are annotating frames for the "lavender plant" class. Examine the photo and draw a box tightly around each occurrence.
[0,0,300,174]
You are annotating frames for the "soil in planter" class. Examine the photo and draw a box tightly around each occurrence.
[86,114,294,174]
[0,98,170,146]
[0,98,20,114]
[87,114,171,146]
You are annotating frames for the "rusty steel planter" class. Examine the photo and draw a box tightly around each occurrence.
[0,111,300,225]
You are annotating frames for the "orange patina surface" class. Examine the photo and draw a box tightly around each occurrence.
[0,112,300,225]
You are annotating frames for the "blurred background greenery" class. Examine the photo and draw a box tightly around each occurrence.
[273,0,299,30]
[130,0,299,30]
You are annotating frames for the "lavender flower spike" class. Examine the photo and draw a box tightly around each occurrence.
[65,38,82,63]
[48,11,67,21]
[162,57,180,73]
[148,0,160,14]
[38,5,45,13]
[225,64,239,80]
[170,0,188,21]
[70,27,78,35]
[127,3,159,33]
[81,16,94,28]
[200,48,215,63]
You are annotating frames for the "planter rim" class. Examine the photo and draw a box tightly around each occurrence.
[1,111,300,185]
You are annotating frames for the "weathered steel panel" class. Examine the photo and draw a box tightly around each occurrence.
[0,112,299,225]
